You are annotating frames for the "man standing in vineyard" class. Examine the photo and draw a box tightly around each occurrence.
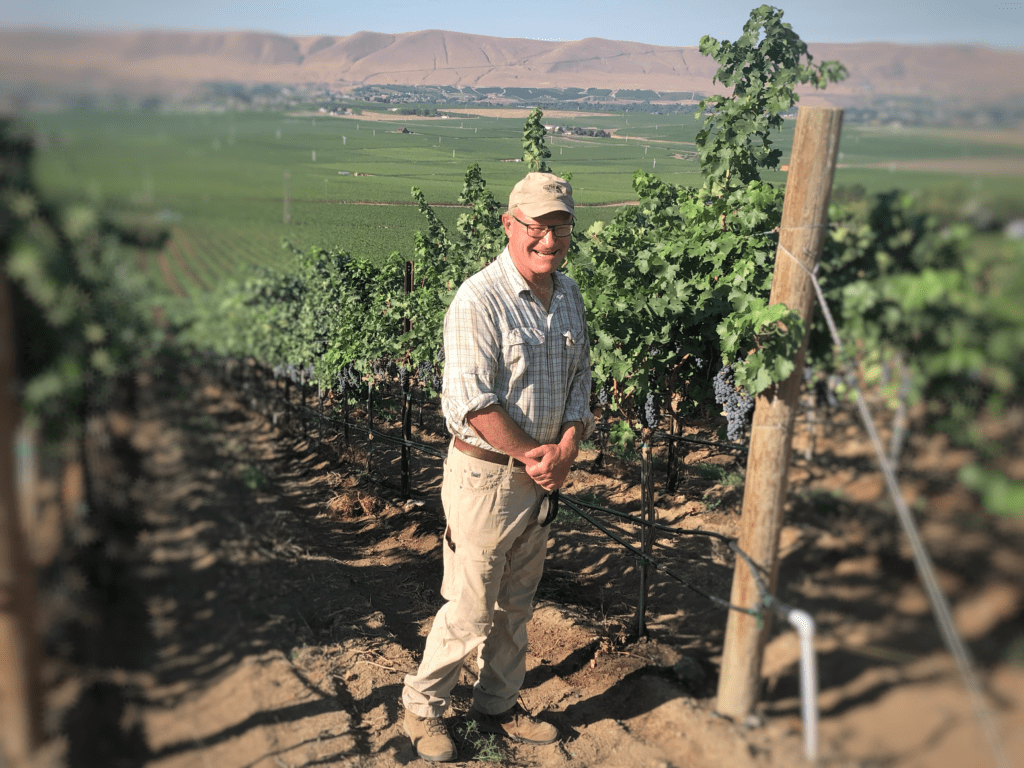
[402,172,595,762]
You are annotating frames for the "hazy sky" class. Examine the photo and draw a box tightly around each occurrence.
[2,0,1022,48]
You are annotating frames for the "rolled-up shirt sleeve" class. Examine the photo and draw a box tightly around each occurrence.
[441,295,500,431]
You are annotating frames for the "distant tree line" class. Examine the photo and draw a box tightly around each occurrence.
[396,108,442,116]
[546,125,611,138]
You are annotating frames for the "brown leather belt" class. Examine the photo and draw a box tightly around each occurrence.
[453,437,525,468]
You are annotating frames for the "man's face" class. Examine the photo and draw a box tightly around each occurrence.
[502,209,574,281]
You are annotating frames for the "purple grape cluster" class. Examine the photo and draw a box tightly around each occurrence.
[337,364,358,394]
[713,365,754,441]
[639,391,659,429]
[597,386,609,406]
[433,348,446,390]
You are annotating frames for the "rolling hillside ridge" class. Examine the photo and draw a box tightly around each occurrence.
[1,27,1023,107]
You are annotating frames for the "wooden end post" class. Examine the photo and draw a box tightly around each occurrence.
[0,274,44,766]
[716,106,843,719]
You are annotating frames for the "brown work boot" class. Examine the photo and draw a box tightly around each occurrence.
[404,710,457,762]
[467,703,559,745]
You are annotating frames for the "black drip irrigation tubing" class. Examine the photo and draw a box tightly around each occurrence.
[653,428,748,453]
[589,421,749,454]
[559,493,798,624]
[291,398,450,461]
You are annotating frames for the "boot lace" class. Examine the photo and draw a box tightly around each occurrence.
[424,716,448,735]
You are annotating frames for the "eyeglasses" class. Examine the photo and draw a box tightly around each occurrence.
[511,214,574,239]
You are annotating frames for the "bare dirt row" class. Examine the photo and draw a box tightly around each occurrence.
[40,359,1024,767]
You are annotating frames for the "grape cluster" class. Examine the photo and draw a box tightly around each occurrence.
[597,386,609,406]
[804,365,841,409]
[337,364,358,395]
[433,348,446,390]
[639,392,659,430]
[821,374,841,409]
[372,357,389,382]
[713,365,754,441]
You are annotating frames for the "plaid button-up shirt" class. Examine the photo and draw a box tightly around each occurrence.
[441,247,596,450]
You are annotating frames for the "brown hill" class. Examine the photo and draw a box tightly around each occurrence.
[1,27,1022,106]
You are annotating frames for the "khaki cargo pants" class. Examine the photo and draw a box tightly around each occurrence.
[402,442,549,717]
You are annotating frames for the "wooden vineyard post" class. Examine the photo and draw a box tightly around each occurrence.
[343,379,349,442]
[401,261,414,500]
[594,405,607,471]
[634,426,656,637]
[0,273,44,766]
[716,106,843,719]
[365,378,374,473]
[300,367,307,440]
[317,381,323,449]
[666,406,681,493]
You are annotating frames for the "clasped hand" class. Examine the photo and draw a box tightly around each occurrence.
[523,442,574,491]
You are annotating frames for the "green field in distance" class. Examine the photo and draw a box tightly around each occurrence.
[23,107,1024,293]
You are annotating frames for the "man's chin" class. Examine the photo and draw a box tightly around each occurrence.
[531,256,564,272]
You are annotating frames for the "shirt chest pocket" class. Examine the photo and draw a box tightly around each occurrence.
[561,324,586,371]
[503,327,546,380]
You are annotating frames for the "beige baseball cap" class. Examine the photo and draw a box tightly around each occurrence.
[508,172,574,219]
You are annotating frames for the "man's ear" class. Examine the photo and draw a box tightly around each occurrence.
[501,213,513,237]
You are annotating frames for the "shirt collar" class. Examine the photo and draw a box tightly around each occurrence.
[497,246,566,300]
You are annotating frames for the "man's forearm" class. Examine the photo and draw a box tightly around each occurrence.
[466,404,542,462]
[558,421,584,461]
